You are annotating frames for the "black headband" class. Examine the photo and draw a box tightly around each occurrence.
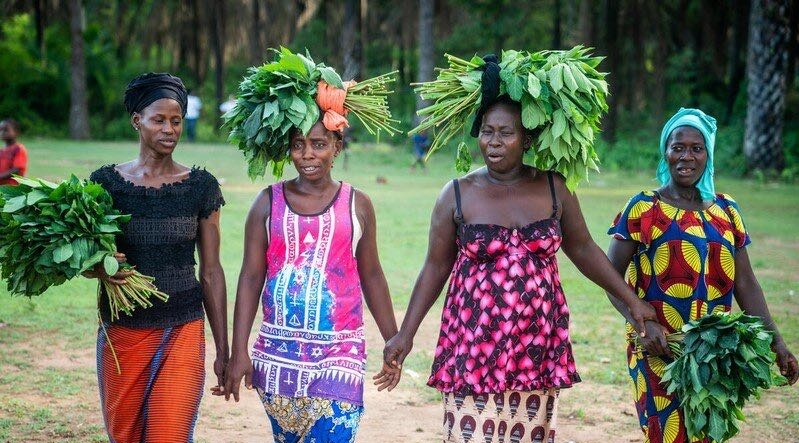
[123,73,188,117]
[469,54,502,137]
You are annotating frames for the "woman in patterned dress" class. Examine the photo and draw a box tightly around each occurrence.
[224,114,401,442]
[606,108,798,442]
[381,95,657,443]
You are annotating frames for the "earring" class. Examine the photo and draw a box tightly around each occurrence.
[134,126,139,131]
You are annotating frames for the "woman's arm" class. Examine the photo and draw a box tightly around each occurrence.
[225,190,271,401]
[382,181,459,367]
[558,180,656,335]
[354,190,397,341]
[606,238,671,356]
[352,190,402,391]
[734,248,798,384]
[198,209,229,395]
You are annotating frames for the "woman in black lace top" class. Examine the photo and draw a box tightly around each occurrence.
[87,73,228,443]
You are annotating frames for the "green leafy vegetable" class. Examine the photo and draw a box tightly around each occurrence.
[0,176,168,321]
[633,312,787,442]
[410,46,608,190]
[223,47,399,180]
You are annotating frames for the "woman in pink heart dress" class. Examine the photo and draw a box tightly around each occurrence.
[380,92,656,443]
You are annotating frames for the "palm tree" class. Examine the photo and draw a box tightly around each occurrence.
[744,0,790,172]
[416,0,434,115]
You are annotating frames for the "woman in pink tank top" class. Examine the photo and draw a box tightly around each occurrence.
[225,119,401,442]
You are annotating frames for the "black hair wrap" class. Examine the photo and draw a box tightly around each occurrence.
[470,54,502,137]
[123,73,188,117]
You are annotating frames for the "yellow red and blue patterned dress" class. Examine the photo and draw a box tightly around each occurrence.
[608,191,750,443]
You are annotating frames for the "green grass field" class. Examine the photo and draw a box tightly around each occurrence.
[1,138,798,442]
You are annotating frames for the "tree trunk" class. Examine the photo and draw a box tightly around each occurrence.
[360,0,368,77]
[602,0,619,143]
[209,0,226,135]
[68,0,90,140]
[578,0,595,46]
[552,0,562,49]
[342,0,362,80]
[744,0,789,172]
[249,0,262,63]
[629,0,644,111]
[416,0,434,116]
[649,1,668,121]
[191,0,205,84]
[33,0,47,61]
[725,0,750,123]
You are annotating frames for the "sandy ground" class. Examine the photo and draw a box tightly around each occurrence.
[10,309,791,442]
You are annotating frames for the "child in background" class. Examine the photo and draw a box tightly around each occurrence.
[0,119,28,185]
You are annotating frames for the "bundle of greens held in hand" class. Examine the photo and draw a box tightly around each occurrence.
[635,312,788,442]
[0,176,168,321]
[410,45,608,190]
[222,47,400,179]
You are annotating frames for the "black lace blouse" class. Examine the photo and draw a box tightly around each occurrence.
[89,165,225,328]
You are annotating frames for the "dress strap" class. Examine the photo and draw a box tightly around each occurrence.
[453,179,464,225]
[547,171,558,218]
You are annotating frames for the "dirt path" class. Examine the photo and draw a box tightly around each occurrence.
[10,310,788,442]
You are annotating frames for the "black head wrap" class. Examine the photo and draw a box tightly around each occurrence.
[470,54,502,137]
[123,73,188,117]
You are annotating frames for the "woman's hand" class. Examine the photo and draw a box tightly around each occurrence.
[372,361,402,392]
[773,341,799,385]
[629,299,658,337]
[81,252,133,285]
[383,331,413,369]
[209,351,229,396]
[639,320,672,357]
[224,350,253,402]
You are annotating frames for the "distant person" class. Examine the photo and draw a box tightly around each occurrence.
[606,108,798,441]
[219,95,236,115]
[410,131,430,171]
[0,118,28,186]
[185,89,202,142]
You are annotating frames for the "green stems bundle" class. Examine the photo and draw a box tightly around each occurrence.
[0,176,167,321]
[344,71,401,137]
[633,312,787,442]
[409,54,484,169]
[410,46,609,190]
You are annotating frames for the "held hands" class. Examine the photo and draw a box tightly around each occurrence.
[773,341,799,385]
[639,320,673,358]
[373,361,402,391]
[224,351,253,402]
[209,352,229,396]
[374,331,414,392]
[81,252,134,285]
[629,299,658,338]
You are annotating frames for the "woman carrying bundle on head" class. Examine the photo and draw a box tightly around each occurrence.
[605,108,798,442]
[86,73,229,443]
[380,48,658,443]
[223,48,401,443]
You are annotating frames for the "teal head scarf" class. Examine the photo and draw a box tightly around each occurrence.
[656,108,718,201]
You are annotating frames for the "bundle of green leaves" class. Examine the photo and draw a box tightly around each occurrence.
[0,176,167,320]
[222,47,399,180]
[660,312,787,442]
[410,46,608,190]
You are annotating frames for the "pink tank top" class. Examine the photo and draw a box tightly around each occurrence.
[251,181,366,405]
